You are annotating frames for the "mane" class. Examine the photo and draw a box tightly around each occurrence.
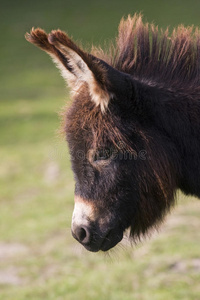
[92,14,200,94]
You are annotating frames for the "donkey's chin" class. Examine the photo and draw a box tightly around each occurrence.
[100,229,124,252]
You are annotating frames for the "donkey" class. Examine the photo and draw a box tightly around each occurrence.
[26,14,200,252]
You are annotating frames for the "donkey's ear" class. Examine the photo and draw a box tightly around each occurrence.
[25,28,77,91]
[26,28,116,112]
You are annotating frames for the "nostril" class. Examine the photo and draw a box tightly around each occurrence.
[73,225,91,244]
[77,227,87,241]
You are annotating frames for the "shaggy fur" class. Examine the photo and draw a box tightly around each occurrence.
[93,14,200,94]
[26,14,200,251]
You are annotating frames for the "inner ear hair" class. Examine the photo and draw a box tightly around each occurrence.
[25,28,77,81]
[48,30,89,79]
[48,30,108,86]
[26,28,112,112]
[48,30,111,112]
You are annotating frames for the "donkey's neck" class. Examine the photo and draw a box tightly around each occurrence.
[150,87,200,198]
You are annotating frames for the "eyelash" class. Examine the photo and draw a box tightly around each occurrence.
[88,147,116,168]
[93,148,112,162]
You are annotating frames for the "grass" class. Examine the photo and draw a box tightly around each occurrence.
[1,1,200,299]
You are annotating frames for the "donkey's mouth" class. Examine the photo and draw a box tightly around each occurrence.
[82,227,124,252]
[99,229,123,251]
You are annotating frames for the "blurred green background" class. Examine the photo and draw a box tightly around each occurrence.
[1,0,200,299]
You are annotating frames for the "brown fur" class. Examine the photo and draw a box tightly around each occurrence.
[26,28,111,111]
[93,14,200,94]
[25,14,200,152]
[59,13,200,155]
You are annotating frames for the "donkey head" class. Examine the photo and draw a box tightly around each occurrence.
[26,22,178,252]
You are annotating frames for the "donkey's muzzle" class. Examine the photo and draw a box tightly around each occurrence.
[71,196,123,251]
[71,223,123,252]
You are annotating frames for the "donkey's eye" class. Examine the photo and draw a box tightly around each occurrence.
[93,148,112,162]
